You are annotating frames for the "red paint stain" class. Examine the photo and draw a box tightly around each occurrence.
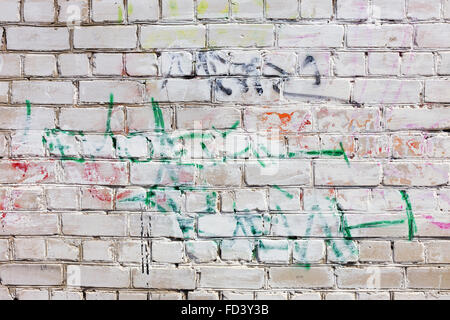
[116,190,133,200]
[83,162,124,185]
[11,162,29,172]
[88,187,112,202]
[261,112,311,133]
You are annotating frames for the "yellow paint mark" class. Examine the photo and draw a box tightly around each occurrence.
[220,3,230,14]
[128,3,134,16]
[198,0,209,15]
[118,6,123,22]
[169,0,179,16]
[254,0,264,7]
[231,1,239,14]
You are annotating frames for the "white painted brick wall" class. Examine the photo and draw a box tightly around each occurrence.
[0,0,448,301]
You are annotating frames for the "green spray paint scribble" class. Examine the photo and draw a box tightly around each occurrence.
[206,191,217,213]
[345,219,406,230]
[400,190,417,241]
[273,185,294,199]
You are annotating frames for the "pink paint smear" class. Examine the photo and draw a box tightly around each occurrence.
[423,215,450,230]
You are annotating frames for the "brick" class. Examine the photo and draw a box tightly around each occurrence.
[147,79,211,102]
[337,0,369,20]
[16,289,49,300]
[425,80,450,102]
[284,79,351,102]
[7,27,70,51]
[401,53,434,76]
[215,78,280,103]
[24,55,57,77]
[336,267,403,289]
[0,239,9,261]
[85,291,117,300]
[0,83,9,103]
[74,26,137,49]
[359,241,392,262]
[209,24,273,47]
[61,161,128,185]
[425,241,450,263]
[257,240,289,264]
[383,162,448,186]
[221,239,254,261]
[269,267,334,288]
[438,52,450,74]
[333,52,366,76]
[245,160,311,186]
[407,267,450,289]
[0,0,20,22]
[119,292,148,300]
[315,161,381,186]
[301,0,333,19]
[0,212,58,236]
[279,25,344,48]
[117,240,141,263]
[0,264,62,285]
[82,240,115,262]
[266,0,299,19]
[9,187,44,210]
[132,268,196,289]
[186,241,218,263]
[127,107,173,132]
[344,214,409,238]
[325,292,356,300]
[153,241,184,263]
[231,0,264,19]
[353,79,421,104]
[92,0,125,22]
[12,81,74,104]
[0,161,56,184]
[416,24,450,48]
[0,54,21,77]
[162,0,194,20]
[14,238,46,260]
[24,0,55,22]
[67,265,129,288]
[198,214,264,237]
[141,25,205,49]
[188,291,219,300]
[60,107,124,132]
[93,54,123,76]
[58,54,90,77]
[372,0,406,20]
[200,267,264,289]
[51,291,83,300]
[128,0,158,22]
[347,25,413,48]
[408,0,441,20]
[57,0,89,24]
[197,0,229,19]
[125,53,158,76]
[368,52,400,75]
[47,239,80,261]
[387,106,450,130]
[80,81,144,104]
[272,214,340,237]
[293,240,325,263]
[62,213,127,236]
